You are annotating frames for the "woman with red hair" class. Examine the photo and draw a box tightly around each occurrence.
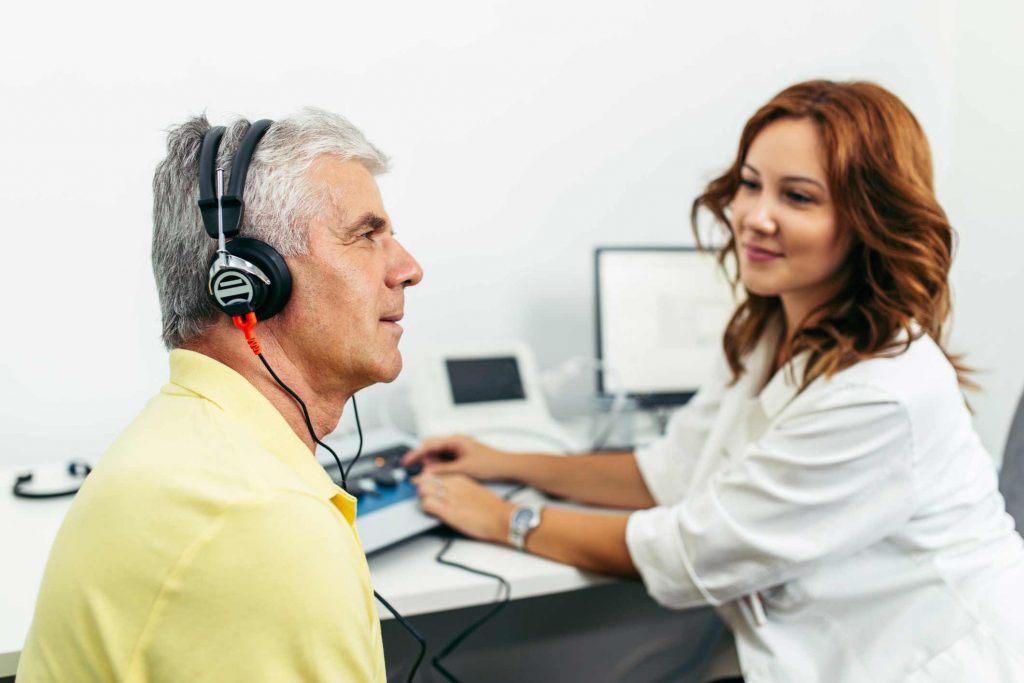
[406,80,1024,681]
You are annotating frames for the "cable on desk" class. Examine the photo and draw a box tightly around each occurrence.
[430,535,512,683]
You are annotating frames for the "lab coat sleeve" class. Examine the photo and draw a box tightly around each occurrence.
[633,354,730,505]
[626,382,916,609]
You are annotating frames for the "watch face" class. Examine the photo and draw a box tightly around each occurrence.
[512,508,534,527]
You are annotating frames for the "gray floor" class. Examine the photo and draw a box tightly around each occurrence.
[381,579,724,683]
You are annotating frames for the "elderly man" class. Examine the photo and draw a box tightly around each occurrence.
[18,109,422,682]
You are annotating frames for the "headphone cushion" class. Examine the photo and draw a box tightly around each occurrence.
[224,238,293,320]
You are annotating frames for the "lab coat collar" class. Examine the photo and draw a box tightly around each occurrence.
[737,317,809,421]
[758,351,809,420]
[752,320,921,419]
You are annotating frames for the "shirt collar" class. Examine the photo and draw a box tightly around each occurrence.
[749,320,920,419]
[733,318,808,421]
[757,351,809,420]
[166,349,356,516]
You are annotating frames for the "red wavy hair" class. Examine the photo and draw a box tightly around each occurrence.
[691,80,971,390]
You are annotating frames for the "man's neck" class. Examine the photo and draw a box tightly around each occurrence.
[183,322,349,453]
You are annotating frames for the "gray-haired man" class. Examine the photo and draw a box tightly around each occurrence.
[19,108,422,682]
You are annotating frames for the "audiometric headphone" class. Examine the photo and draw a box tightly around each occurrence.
[198,119,431,683]
[198,119,292,320]
[13,461,92,499]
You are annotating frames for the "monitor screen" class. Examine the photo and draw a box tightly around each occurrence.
[446,357,527,405]
[595,247,735,405]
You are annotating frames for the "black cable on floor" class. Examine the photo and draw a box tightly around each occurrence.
[430,536,512,683]
[375,590,427,682]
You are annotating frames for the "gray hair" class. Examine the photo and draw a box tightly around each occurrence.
[152,107,389,349]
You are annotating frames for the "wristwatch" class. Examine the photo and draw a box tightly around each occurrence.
[508,503,543,550]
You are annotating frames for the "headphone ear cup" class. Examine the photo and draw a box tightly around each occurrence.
[224,238,293,320]
[68,461,92,478]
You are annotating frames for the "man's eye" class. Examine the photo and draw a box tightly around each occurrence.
[361,230,376,241]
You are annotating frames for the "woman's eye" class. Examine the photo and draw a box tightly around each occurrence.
[786,191,813,204]
[739,178,759,190]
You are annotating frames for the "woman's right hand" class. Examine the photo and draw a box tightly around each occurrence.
[401,434,512,482]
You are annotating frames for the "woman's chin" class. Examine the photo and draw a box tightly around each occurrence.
[741,277,781,298]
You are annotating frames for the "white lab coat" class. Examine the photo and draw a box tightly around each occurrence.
[626,325,1024,682]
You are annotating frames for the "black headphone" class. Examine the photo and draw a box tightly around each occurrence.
[198,119,292,320]
[13,461,92,499]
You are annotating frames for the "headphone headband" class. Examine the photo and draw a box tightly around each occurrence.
[221,119,273,238]
[198,125,227,238]
[197,119,273,238]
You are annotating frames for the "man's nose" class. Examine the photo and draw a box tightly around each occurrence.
[387,241,423,288]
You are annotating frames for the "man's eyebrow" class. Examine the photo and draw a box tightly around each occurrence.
[344,212,388,234]
[743,163,825,190]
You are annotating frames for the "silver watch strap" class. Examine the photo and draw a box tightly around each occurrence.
[508,503,543,550]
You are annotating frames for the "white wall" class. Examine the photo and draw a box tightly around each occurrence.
[1,0,1021,470]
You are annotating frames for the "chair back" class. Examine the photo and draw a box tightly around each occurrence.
[999,390,1024,530]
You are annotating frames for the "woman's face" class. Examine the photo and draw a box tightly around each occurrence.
[730,117,852,326]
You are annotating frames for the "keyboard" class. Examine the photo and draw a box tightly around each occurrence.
[320,436,517,554]
[324,444,421,516]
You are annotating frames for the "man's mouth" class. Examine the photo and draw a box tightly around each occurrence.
[380,313,404,323]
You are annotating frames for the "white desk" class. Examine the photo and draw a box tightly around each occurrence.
[368,486,611,619]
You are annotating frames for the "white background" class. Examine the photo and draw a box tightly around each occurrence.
[1,0,1022,469]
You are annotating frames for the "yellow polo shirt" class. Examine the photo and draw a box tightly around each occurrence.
[17,350,386,682]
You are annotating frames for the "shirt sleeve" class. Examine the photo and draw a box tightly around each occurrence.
[130,491,386,683]
[627,382,916,610]
[633,353,730,505]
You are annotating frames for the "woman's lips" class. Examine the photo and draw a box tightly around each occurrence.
[743,245,783,262]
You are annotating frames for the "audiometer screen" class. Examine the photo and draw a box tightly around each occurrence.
[446,357,526,404]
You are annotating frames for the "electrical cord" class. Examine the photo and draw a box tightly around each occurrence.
[430,535,512,683]
[375,589,427,681]
[343,395,364,485]
[234,312,425,683]
[256,353,350,490]
[540,356,631,451]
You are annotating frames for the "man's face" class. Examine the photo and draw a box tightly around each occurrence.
[275,157,422,394]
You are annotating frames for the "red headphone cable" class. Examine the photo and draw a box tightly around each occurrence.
[231,312,262,355]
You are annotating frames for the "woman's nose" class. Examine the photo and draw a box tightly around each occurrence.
[744,200,778,235]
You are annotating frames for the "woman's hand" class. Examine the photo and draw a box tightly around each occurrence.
[413,472,514,544]
[402,434,512,481]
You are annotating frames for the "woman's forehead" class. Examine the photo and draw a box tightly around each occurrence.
[746,118,827,183]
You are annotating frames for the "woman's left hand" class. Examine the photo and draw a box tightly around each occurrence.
[413,473,514,544]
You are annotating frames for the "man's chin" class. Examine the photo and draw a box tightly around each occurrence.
[371,355,403,385]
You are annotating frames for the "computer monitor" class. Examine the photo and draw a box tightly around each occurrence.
[595,246,736,407]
